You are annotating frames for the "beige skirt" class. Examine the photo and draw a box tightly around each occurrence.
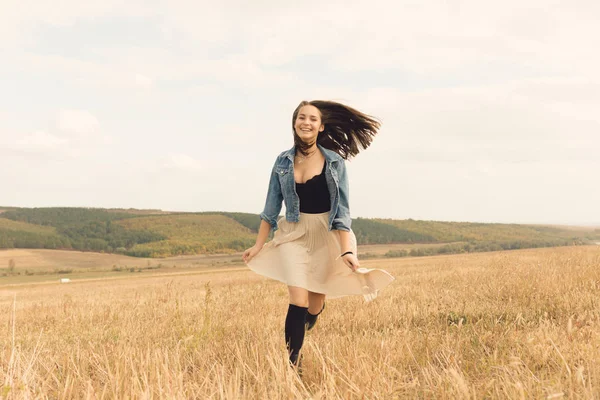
[246,212,394,301]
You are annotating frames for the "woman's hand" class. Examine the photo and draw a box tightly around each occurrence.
[242,245,262,264]
[342,253,360,272]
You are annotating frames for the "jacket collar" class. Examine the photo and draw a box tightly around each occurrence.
[283,143,341,163]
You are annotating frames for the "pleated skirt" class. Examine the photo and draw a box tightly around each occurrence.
[246,212,394,301]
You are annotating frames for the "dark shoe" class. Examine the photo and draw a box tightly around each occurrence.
[305,302,325,331]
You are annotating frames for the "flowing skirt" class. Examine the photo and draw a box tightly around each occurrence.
[246,212,394,301]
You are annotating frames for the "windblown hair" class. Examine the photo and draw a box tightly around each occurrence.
[292,100,381,159]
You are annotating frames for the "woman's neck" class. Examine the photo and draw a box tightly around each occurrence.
[295,143,320,163]
[305,144,317,153]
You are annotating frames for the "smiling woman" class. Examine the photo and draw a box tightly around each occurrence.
[242,100,394,371]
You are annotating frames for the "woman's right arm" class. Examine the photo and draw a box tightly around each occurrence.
[243,218,273,264]
[243,159,282,263]
[254,219,272,248]
[259,160,284,231]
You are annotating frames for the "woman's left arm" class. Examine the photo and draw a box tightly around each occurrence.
[331,160,352,232]
[338,230,353,254]
[333,160,360,271]
[338,230,360,271]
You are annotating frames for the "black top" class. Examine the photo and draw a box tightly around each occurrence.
[295,163,331,213]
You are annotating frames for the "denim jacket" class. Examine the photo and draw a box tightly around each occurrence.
[260,144,351,232]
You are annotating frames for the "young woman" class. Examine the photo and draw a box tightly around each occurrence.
[242,100,394,368]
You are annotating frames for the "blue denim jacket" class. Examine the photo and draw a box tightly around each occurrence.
[260,144,351,232]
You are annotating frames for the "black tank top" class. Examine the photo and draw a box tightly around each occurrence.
[295,163,331,213]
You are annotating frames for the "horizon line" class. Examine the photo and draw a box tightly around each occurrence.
[1,205,598,229]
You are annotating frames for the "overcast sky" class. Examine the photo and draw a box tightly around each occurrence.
[1,0,599,225]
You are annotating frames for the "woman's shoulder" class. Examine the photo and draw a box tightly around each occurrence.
[270,147,295,167]
[275,146,295,160]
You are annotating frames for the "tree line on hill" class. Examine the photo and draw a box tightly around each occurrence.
[0,208,165,254]
[0,207,597,258]
[379,239,582,259]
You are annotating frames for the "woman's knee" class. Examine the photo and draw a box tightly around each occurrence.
[307,291,325,313]
[288,286,309,307]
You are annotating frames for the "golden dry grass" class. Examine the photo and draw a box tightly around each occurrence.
[0,249,244,284]
[1,246,599,398]
[0,245,437,284]
[0,249,155,273]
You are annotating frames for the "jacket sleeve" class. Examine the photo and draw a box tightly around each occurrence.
[259,160,283,231]
[332,160,352,231]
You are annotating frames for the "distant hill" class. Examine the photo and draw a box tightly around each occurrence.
[374,218,590,243]
[115,213,256,257]
[0,207,598,258]
[0,218,70,249]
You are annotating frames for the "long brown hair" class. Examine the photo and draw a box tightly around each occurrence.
[292,100,381,159]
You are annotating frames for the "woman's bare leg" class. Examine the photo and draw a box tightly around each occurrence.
[307,291,326,315]
[288,286,309,307]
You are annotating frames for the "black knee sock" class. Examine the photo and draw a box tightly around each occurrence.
[306,302,325,330]
[305,311,318,328]
[285,304,308,364]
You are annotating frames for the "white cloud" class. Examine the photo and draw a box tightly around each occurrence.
[134,73,154,89]
[4,0,600,78]
[0,0,153,47]
[16,130,68,150]
[324,1,600,79]
[7,1,597,93]
[0,130,77,159]
[360,76,600,143]
[0,109,110,160]
[56,109,100,137]
[160,153,203,172]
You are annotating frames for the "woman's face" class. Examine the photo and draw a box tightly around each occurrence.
[294,105,324,145]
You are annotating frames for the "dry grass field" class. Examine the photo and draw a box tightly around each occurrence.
[0,249,156,273]
[0,246,435,275]
[0,244,432,285]
[0,249,248,285]
[1,246,599,398]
